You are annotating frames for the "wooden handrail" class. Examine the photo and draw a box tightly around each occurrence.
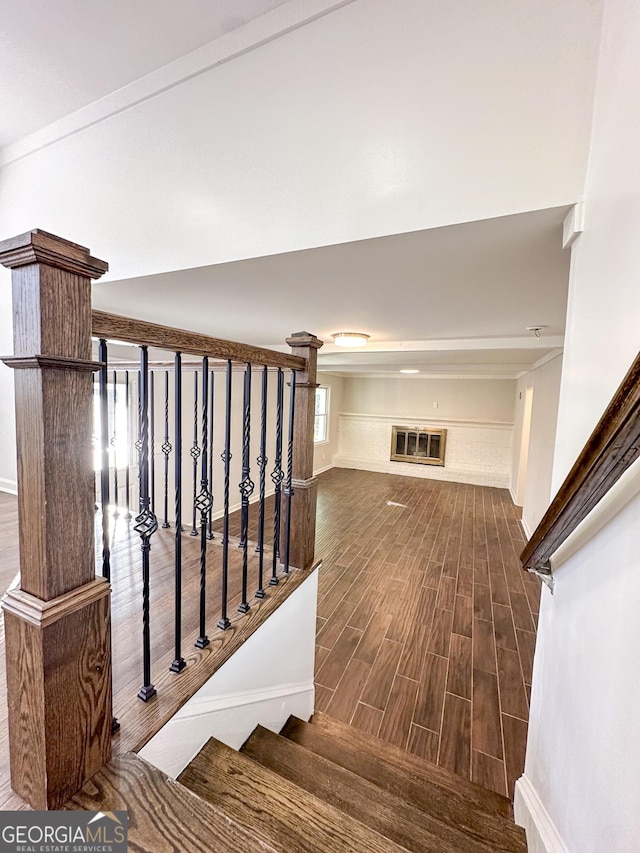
[521,349,640,572]
[92,310,307,371]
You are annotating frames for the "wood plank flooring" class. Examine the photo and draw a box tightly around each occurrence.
[311,469,540,799]
[0,468,539,808]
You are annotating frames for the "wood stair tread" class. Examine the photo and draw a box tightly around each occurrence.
[307,711,514,817]
[242,724,526,853]
[66,753,278,853]
[282,712,516,822]
[178,736,409,853]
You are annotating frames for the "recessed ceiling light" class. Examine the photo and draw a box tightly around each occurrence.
[332,332,370,348]
[400,369,419,374]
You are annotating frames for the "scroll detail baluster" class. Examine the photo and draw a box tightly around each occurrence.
[283,370,296,574]
[161,369,172,529]
[170,352,186,673]
[135,345,158,702]
[218,359,233,630]
[255,365,268,598]
[238,363,254,613]
[195,358,213,648]
[190,369,200,536]
[270,368,285,586]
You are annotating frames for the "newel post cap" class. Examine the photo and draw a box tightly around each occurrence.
[285,331,324,350]
[0,229,108,279]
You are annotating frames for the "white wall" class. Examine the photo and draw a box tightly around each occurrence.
[140,568,317,778]
[313,372,344,475]
[510,355,562,537]
[515,2,640,850]
[335,376,515,488]
[342,376,516,422]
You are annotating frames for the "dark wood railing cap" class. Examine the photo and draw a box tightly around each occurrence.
[0,229,108,279]
[522,348,640,573]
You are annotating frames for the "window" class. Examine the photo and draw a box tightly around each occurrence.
[93,382,130,471]
[314,386,329,443]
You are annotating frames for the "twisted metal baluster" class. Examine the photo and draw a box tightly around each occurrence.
[190,370,200,536]
[135,345,158,702]
[282,370,296,574]
[270,368,285,585]
[170,353,186,673]
[195,358,213,647]
[111,370,120,518]
[124,370,132,520]
[238,363,254,613]
[150,370,156,514]
[218,359,232,630]
[98,339,111,580]
[161,370,172,529]
[207,370,215,540]
[255,365,268,598]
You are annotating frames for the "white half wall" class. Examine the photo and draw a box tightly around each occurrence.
[519,2,640,850]
[334,376,516,487]
[139,568,317,779]
[0,267,17,492]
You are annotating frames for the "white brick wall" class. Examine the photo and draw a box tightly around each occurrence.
[334,413,513,488]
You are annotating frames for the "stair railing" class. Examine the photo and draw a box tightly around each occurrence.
[0,229,322,809]
[521,349,640,588]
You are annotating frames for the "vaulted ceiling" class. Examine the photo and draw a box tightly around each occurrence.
[0,0,604,377]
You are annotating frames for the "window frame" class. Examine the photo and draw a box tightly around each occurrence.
[314,385,330,445]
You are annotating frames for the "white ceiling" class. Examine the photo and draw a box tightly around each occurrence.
[0,0,291,146]
[0,0,604,380]
[94,205,571,377]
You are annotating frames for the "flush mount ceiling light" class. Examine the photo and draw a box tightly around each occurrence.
[332,332,370,348]
[400,369,419,374]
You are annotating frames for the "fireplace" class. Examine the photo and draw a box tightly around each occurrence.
[390,425,446,466]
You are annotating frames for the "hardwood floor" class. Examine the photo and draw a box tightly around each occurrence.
[311,468,540,799]
[0,468,539,806]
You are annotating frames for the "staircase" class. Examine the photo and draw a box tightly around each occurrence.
[177,712,527,853]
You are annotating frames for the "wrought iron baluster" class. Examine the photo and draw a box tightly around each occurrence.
[283,369,296,574]
[218,359,233,630]
[124,370,132,520]
[170,353,186,673]
[98,339,111,581]
[270,368,285,586]
[111,370,120,518]
[161,370,172,528]
[195,358,213,647]
[238,363,254,613]
[150,370,155,513]
[255,365,268,598]
[135,345,158,702]
[207,370,215,540]
[190,370,200,536]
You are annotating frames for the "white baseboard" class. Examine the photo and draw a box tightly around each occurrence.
[313,462,334,476]
[0,478,17,495]
[514,775,570,853]
[521,516,533,540]
[509,484,521,506]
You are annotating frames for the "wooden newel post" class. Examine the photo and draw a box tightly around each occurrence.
[285,331,323,571]
[0,230,113,809]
